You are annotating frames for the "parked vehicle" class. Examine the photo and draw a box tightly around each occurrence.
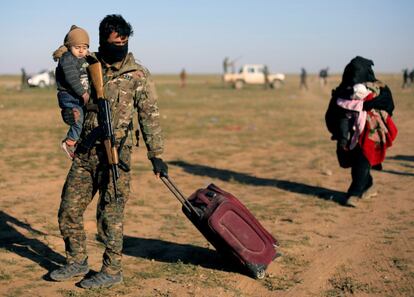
[27,69,55,88]
[223,64,285,89]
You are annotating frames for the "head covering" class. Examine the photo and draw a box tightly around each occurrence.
[64,25,89,47]
[341,56,376,87]
[52,25,89,61]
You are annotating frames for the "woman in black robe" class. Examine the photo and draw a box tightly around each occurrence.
[325,56,395,205]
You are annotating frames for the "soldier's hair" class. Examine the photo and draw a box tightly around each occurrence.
[99,14,133,44]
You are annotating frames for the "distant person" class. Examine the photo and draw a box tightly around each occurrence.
[402,68,409,88]
[263,65,270,89]
[223,57,229,74]
[20,68,28,90]
[52,25,90,159]
[319,67,329,86]
[49,69,56,87]
[409,69,414,85]
[325,56,397,206]
[229,59,236,73]
[179,68,187,88]
[300,67,308,90]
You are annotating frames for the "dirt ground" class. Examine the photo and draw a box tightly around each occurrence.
[0,73,413,297]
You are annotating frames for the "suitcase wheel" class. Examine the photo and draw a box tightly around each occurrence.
[246,263,267,279]
[255,269,265,279]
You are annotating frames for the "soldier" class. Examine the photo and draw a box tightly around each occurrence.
[319,67,329,86]
[20,68,28,90]
[409,69,414,85]
[179,68,187,88]
[50,14,168,289]
[263,65,270,89]
[222,57,229,74]
[402,68,409,88]
[300,67,308,90]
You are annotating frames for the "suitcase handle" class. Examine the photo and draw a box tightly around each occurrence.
[160,176,200,217]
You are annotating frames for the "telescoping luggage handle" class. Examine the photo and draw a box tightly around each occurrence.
[160,176,200,216]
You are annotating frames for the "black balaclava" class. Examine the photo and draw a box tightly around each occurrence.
[341,56,376,87]
[99,41,128,65]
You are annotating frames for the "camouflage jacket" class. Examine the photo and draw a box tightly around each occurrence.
[81,52,164,159]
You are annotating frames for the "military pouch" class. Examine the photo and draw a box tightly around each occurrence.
[85,103,99,112]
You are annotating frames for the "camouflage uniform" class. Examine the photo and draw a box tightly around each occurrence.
[58,52,164,274]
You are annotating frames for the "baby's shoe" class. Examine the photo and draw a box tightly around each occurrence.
[61,139,76,159]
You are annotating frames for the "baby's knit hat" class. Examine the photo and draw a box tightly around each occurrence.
[64,25,89,47]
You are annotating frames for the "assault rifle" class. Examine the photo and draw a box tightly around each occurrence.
[88,59,120,202]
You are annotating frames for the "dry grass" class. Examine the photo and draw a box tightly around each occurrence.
[1,73,413,297]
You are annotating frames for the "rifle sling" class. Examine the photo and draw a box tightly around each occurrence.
[117,121,133,172]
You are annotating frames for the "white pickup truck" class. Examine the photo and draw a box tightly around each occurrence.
[27,69,56,88]
[223,64,285,89]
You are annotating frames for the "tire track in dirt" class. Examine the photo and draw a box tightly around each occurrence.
[283,209,373,296]
[283,171,414,297]
[221,197,390,297]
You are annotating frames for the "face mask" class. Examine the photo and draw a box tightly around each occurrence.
[99,42,128,64]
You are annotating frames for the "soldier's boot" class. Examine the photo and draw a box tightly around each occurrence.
[50,259,89,281]
[80,271,123,289]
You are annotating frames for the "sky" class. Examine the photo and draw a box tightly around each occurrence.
[1,0,413,75]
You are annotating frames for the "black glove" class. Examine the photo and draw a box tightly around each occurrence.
[61,108,76,125]
[150,157,168,177]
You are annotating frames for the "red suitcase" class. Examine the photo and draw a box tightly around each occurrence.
[161,176,279,279]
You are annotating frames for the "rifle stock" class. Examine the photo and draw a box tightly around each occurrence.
[88,59,120,201]
[88,62,105,99]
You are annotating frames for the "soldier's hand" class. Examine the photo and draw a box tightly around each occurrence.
[150,157,168,178]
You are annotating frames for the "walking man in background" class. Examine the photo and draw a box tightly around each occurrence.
[263,65,270,89]
[402,68,409,88]
[319,67,329,86]
[223,57,229,74]
[300,67,308,90]
[180,68,187,88]
[20,68,28,90]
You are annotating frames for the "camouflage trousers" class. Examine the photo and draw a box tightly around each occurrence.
[58,145,131,274]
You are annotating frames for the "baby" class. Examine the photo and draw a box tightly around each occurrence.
[53,25,90,159]
[336,83,374,150]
